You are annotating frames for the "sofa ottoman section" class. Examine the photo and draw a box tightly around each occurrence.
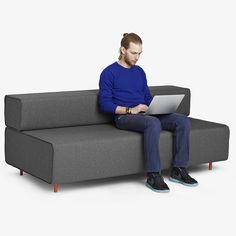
[189,118,230,166]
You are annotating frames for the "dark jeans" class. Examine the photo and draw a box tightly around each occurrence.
[114,113,190,172]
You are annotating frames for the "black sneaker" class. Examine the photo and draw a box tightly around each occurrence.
[146,172,170,193]
[169,167,198,187]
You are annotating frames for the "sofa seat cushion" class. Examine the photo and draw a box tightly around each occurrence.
[17,117,229,184]
[22,123,172,183]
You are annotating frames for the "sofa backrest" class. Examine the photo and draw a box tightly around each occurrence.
[4,85,191,131]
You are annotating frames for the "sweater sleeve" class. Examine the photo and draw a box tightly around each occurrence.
[98,69,117,114]
[142,69,153,106]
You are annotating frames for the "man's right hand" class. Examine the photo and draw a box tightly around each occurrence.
[131,104,148,114]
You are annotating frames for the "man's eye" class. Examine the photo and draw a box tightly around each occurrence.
[131,52,142,55]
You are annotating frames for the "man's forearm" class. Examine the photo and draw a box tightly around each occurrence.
[115,106,128,114]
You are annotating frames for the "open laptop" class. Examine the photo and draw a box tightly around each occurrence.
[140,94,185,115]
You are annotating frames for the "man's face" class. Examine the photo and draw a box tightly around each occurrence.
[122,42,142,67]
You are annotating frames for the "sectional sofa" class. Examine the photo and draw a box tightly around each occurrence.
[4,86,230,192]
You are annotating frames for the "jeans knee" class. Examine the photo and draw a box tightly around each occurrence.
[146,117,162,131]
[177,115,190,130]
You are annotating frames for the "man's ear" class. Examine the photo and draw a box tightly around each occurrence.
[120,46,126,55]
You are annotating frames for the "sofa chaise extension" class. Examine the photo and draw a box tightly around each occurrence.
[4,86,230,192]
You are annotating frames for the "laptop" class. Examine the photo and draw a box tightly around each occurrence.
[140,94,185,115]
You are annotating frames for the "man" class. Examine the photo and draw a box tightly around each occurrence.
[99,33,198,193]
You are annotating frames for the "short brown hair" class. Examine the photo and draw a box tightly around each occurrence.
[118,33,142,60]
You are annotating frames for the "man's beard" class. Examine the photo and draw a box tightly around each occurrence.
[124,56,136,67]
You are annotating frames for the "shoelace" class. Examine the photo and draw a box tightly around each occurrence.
[150,173,165,184]
[179,168,192,180]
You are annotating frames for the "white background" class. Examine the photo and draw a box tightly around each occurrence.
[0,0,235,235]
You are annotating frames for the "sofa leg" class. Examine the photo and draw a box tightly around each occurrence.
[20,169,23,176]
[209,162,213,170]
[54,183,58,192]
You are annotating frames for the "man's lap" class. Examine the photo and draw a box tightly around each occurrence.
[114,113,189,132]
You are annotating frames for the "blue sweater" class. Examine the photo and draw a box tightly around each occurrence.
[99,62,153,118]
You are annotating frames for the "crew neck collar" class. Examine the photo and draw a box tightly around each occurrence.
[115,61,134,70]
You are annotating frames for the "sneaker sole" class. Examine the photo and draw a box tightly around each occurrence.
[169,177,199,187]
[145,183,170,193]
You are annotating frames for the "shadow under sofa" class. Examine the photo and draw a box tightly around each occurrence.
[4,86,230,192]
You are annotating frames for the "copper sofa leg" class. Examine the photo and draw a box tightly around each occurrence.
[209,162,213,170]
[54,183,58,192]
[20,169,23,176]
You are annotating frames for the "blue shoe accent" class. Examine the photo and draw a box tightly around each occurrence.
[145,183,170,193]
[169,177,199,187]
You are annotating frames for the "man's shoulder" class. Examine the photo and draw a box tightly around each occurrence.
[101,62,117,73]
[100,62,117,82]
[135,64,145,72]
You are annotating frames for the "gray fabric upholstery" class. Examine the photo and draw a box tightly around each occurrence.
[4,86,190,131]
[5,127,53,183]
[5,118,229,184]
[189,118,230,165]
[4,85,229,187]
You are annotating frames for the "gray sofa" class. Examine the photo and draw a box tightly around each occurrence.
[4,86,230,192]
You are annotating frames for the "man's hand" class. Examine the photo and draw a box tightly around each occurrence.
[131,104,148,114]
